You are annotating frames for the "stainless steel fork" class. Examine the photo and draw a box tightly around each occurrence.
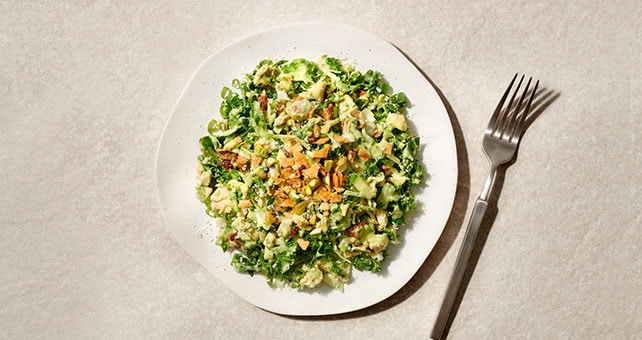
[431,74,539,340]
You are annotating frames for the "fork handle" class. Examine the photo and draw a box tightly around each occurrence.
[431,198,488,340]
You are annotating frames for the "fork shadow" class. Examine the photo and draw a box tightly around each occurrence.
[436,87,560,339]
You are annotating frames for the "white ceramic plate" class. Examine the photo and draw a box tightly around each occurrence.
[156,22,457,316]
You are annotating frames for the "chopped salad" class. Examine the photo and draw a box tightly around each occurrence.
[196,56,424,291]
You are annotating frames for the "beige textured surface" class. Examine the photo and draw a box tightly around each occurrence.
[1,1,640,339]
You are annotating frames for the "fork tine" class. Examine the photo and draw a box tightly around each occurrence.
[512,79,539,142]
[498,75,525,138]
[505,77,532,140]
[487,73,518,132]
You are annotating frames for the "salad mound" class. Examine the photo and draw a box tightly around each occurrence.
[196,56,424,291]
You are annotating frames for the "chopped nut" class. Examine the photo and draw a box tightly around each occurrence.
[312,137,330,145]
[328,192,342,203]
[273,186,287,198]
[251,154,263,168]
[347,150,355,163]
[281,167,300,180]
[316,183,342,202]
[289,140,304,153]
[334,157,348,173]
[280,198,296,208]
[234,155,249,168]
[323,174,331,188]
[311,144,331,159]
[238,200,252,209]
[286,178,303,189]
[357,148,371,162]
[332,173,344,188]
[333,135,350,144]
[321,122,334,134]
[322,103,334,121]
[271,176,284,186]
[297,238,310,250]
[280,157,295,168]
[302,163,321,178]
[293,150,310,168]
[315,187,332,202]
[302,164,320,178]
